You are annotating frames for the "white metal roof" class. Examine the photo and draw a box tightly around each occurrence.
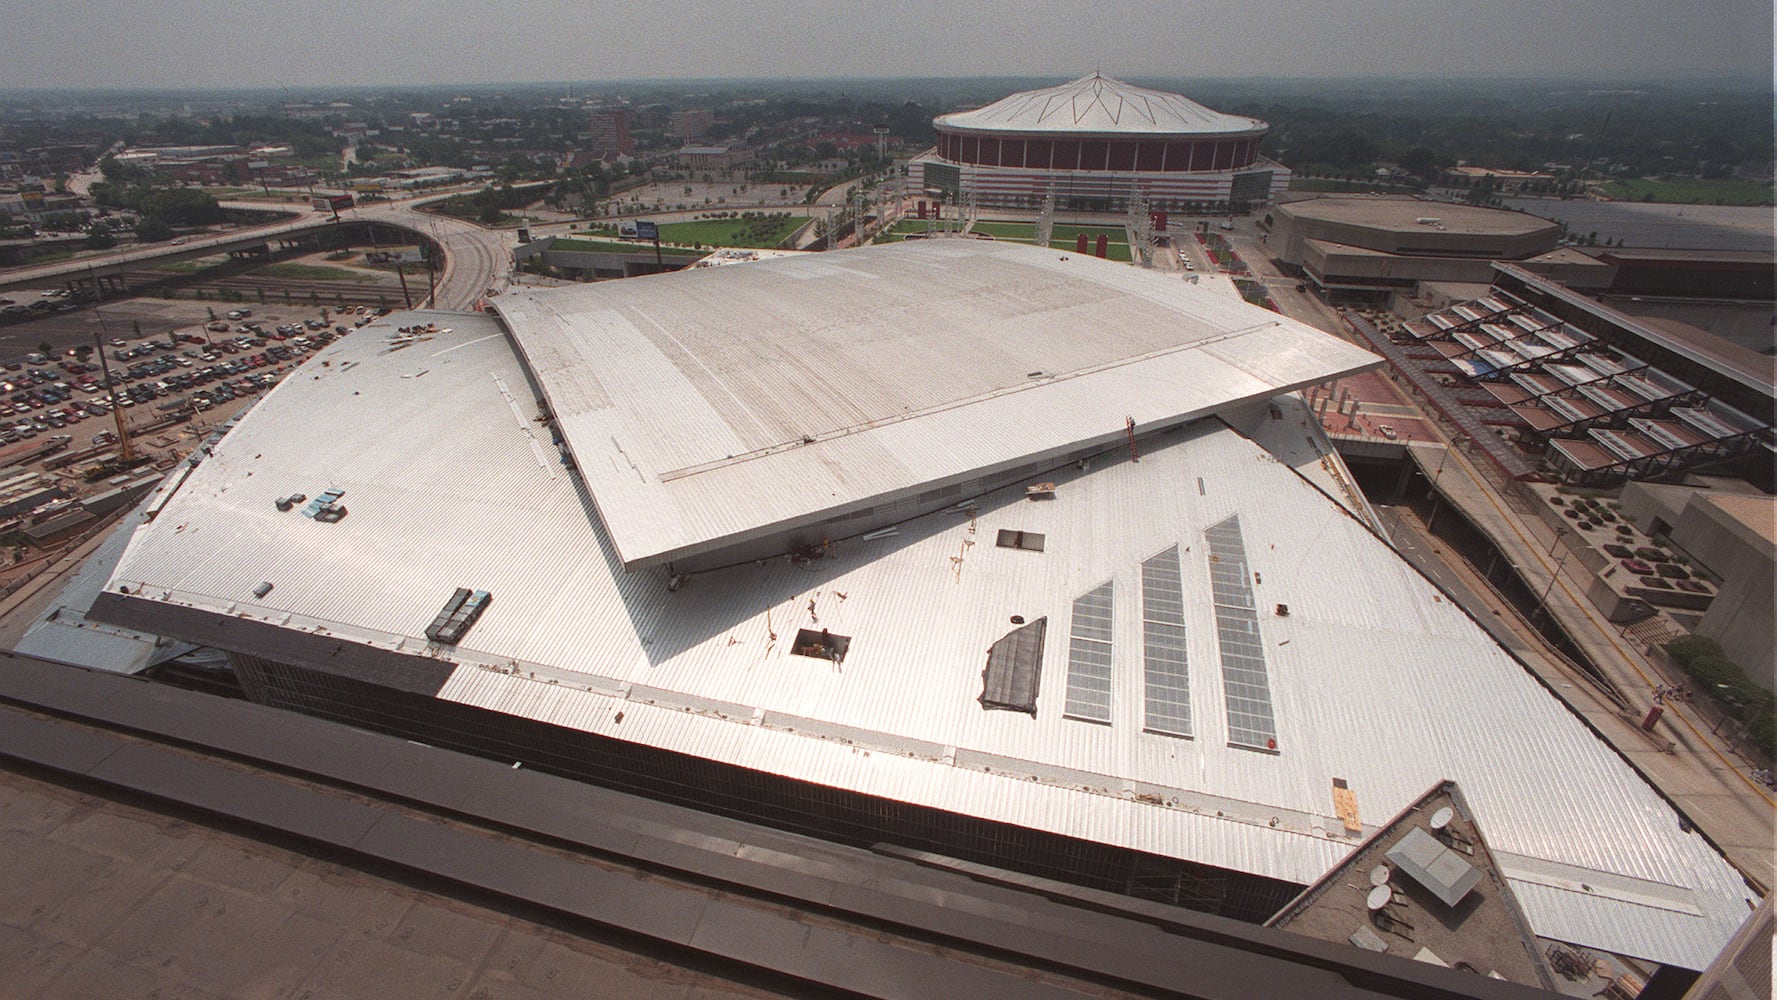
[96,312,1754,970]
[934,73,1267,138]
[14,489,176,674]
[494,239,1379,570]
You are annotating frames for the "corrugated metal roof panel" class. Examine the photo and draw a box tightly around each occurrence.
[496,240,1379,569]
[95,306,1753,971]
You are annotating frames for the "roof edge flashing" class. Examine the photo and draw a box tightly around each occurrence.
[613,370,1380,574]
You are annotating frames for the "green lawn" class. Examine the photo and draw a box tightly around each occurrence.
[148,260,214,274]
[656,214,808,248]
[1599,177,1775,206]
[1049,226,1131,261]
[1289,178,1423,195]
[550,237,704,257]
[888,219,943,235]
[1050,238,1131,262]
[1051,224,1129,243]
[254,263,383,283]
[970,221,1036,239]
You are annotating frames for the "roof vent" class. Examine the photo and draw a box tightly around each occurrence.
[996,529,1045,552]
[426,587,492,645]
[300,488,346,522]
[791,628,849,664]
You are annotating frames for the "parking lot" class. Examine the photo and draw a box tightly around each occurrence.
[1,305,379,455]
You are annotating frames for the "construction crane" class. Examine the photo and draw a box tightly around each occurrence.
[87,298,137,464]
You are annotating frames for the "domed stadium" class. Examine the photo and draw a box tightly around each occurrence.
[910,73,1290,212]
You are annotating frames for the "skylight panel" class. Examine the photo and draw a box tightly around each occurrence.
[1141,546,1192,738]
[1063,581,1114,724]
[1204,517,1277,752]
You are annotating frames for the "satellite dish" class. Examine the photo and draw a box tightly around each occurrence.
[1369,865,1391,886]
[1430,806,1454,831]
[1366,885,1392,911]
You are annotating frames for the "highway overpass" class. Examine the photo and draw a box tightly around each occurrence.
[0,191,528,312]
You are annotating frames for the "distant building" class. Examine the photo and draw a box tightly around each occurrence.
[676,144,753,171]
[1619,482,1776,686]
[588,109,635,156]
[1268,197,1562,297]
[669,109,714,141]
[908,73,1290,213]
[1443,166,1555,193]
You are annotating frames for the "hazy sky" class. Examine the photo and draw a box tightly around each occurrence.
[3,0,1771,91]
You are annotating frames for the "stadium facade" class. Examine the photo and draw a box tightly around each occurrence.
[89,241,1757,975]
[908,73,1291,212]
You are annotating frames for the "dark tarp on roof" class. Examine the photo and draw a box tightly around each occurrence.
[980,616,1045,715]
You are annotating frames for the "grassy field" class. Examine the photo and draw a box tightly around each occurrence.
[550,237,704,257]
[255,263,383,283]
[1599,177,1775,206]
[1051,224,1129,243]
[1049,225,1131,261]
[1289,178,1423,195]
[970,221,1036,239]
[656,214,808,248]
[1051,239,1131,262]
[148,260,214,274]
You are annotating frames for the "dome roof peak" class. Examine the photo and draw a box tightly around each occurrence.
[935,74,1266,138]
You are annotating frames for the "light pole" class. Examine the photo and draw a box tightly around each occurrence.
[1425,446,1450,532]
[1532,548,1570,625]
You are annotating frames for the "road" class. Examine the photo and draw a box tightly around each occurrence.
[371,202,516,310]
[2,191,515,314]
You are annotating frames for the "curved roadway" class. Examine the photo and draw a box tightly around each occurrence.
[1,191,516,312]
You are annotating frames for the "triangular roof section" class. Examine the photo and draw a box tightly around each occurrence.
[1267,779,1556,991]
[495,239,1379,571]
[934,72,1266,137]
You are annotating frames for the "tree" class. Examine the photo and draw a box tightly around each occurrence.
[98,155,147,185]
[85,230,116,250]
[1399,146,1440,180]
[134,216,174,243]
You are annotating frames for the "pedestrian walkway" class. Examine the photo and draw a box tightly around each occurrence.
[1405,440,1774,890]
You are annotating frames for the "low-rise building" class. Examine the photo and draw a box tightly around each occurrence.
[1268,197,1561,298]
